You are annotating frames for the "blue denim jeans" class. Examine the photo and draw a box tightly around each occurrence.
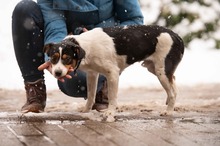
[12,0,106,98]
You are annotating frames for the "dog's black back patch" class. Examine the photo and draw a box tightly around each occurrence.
[103,25,178,65]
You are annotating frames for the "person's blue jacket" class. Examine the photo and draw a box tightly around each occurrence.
[37,0,144,44]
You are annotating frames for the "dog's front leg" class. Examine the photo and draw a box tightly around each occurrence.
[107,76,119,111]
[83,71,99,113]
[106,68,119,110]
[101,69,119,122]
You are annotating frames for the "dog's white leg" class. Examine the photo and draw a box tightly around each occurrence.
[101,67,119,122]
[165,76,177,106]
[83,71,99,113]
[155,68,177,116]
[107,74,119,110]
[142,60,156,75]
[143,60,176,114]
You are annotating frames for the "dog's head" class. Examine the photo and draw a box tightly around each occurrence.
[44,37,85,78]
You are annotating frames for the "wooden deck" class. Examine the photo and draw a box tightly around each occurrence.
[0,112,219,146]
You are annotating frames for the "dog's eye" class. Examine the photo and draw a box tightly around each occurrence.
[50,53,59,64]
[62,55,72,65]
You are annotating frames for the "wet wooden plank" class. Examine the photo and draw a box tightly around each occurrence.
[0,125,23,146]
[61,122,116,146]
[201,117,220,131]
[8,123,55,146]
[127,118,199,146]
[203,123,220,131]
[19,136,56,146]
[108,120,174,146]
[85,121,146,146]
[35,123,88,146]
[176,118,220,146]
[9,123,43,136]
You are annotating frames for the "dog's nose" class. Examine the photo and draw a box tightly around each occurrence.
[55,70,62,77]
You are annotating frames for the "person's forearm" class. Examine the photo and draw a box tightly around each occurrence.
[37,0,67,44]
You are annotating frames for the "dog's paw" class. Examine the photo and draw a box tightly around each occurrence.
[101,109,116,122]
[77,106,91,113]
[82,108,91,113]
[160,110,173,116]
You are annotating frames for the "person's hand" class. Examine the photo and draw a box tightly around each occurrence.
[74,27,88,35]
[38,61,74,82]
[83,27,88,32]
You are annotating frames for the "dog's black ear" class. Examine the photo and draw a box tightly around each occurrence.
[76,47,86,60]
[65,36,85,59]
[43,43,53,55]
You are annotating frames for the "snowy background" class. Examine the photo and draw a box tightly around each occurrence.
[0,0,220,90]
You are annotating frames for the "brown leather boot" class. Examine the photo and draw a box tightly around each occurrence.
[21,79,46,113]
[92,81,108,111]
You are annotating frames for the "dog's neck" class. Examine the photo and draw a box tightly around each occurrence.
[73,59,82,75]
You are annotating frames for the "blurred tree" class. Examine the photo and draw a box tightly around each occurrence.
[139,0,220,49]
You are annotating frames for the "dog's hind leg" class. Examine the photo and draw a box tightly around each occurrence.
[156,67,177,116]
[142,59,177,116]
[142,60,156,75]
[143,33,179,116]
[83,71,99,112]
[155,58,177,116]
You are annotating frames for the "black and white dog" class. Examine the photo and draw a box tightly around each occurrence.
[44,25,184,117]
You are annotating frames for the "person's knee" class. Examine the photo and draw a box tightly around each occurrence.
[13,0,38,17]
[57,80,87,98]
[12,0,44,31]
[56,71,106,98]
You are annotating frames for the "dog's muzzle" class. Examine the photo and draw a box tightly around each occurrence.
[54,69,63,78]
